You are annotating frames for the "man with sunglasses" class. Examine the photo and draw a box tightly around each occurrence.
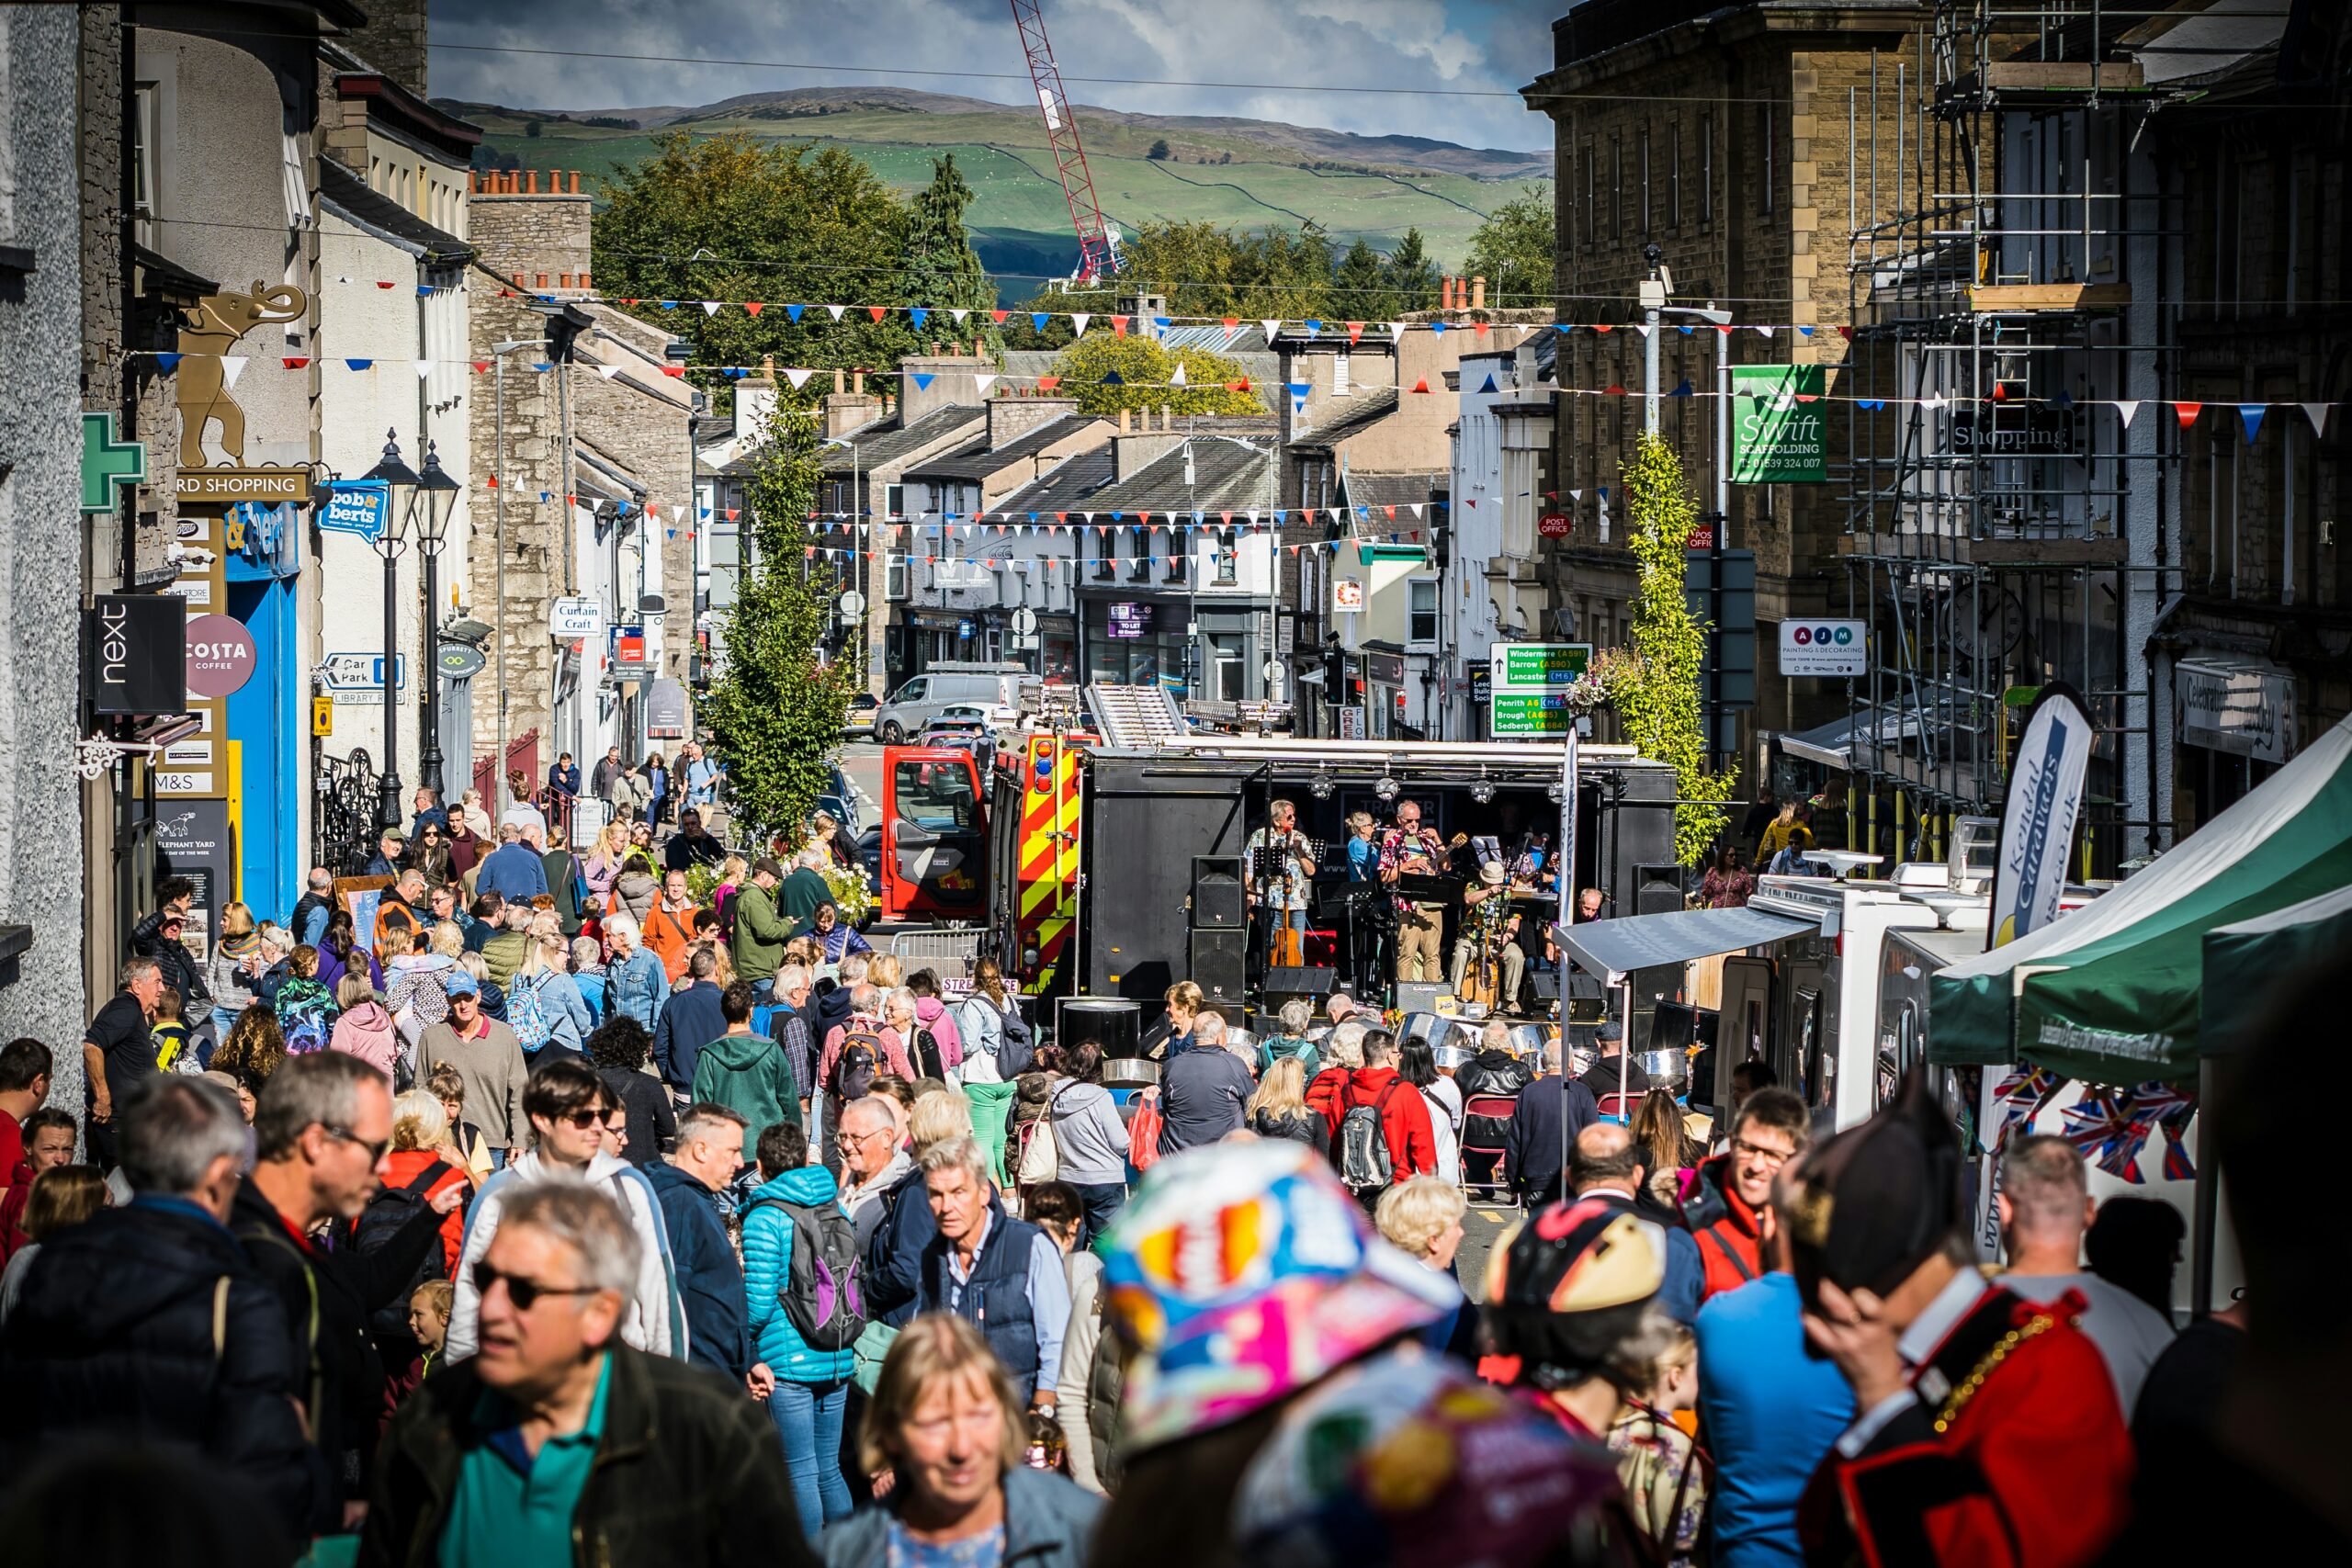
[364,1180,806,1566]
[233,1052,468,1528]
[1684,1086,1810,1301]
[447,1058,680,1366]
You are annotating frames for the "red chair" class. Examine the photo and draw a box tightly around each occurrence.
[1459,1091,1521,1206]
[1594,1093,1635,1124]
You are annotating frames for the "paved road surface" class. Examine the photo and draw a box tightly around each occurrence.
[836,739,885,831]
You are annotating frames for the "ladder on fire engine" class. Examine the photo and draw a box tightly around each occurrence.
[1084,682,1187,748]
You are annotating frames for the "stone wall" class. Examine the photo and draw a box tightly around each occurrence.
[466,276,566,767]
[340,0,428,98]
[468,175,593,292]
[4,6,96,1081]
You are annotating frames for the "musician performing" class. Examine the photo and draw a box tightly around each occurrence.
[1245,798,1317,981]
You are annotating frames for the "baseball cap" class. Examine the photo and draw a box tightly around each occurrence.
[1100,1140,1460,1451]
[382,826,407,843]
[443,971,481,998]
[752,856,785,879]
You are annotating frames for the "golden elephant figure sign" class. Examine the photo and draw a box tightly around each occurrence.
[175,282,307,467]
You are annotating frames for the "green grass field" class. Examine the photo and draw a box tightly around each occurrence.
[476,107,1549,297]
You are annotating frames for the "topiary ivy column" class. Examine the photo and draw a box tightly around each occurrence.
[1601,433,1739,864]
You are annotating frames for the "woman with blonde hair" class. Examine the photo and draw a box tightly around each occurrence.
[206,899,265,1041]
[0,1166,110,1323]
[583,818,631,905]
[1150,980,1204,1059]
[513,926,594,1053]
[327,971,399,1076]
[907,1088,974,1156]
[820,1314,1100,1565]
[1374,1173,1479,1359]
[866,953,903,992]
[1245,1055,1327,1156]
[386,1089,472,1272]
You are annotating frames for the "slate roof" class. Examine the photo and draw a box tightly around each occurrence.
[1289,387,1401,452]
[798,403,988,478]
[317,160,471,266]
[1341,471,1442,513]
[902,413,1102,482]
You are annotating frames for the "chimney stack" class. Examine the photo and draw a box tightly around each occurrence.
[1471,276,1487,311]
[1441,276,1455,310]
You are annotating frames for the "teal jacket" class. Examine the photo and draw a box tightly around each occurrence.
[690,1029,802,1163]
[741,1165,857,1385]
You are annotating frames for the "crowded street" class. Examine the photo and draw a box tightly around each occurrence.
[4,0,2348,1562]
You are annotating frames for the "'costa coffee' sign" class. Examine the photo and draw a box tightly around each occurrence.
[184,614,258,699]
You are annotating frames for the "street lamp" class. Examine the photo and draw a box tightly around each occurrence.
[414,439,462,796]
[822,435,864,687]
[361,429,421,832]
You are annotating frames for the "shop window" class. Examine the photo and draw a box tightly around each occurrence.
[1408,578,1439,646]
[1216,529,1239,586]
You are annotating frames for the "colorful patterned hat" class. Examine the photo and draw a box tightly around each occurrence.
[1229,1347,1624,1566]
[1101,1140,1462,1450]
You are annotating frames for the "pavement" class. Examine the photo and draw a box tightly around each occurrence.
[835,739,886,831]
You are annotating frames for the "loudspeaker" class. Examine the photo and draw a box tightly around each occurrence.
[1634,863,1686,918]
[1189,928,1249,1007]
[1527,973,1559,1002]
[1191,855,1247,928]
[1396,981,1448,1015]
[1262,965,1334,1019]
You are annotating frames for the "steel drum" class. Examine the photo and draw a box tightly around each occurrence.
[1634,1047,1690,1089]
[1431,1043,1478,1073]
[1102,1058,1161,1089]
[1058,998,1143,1058]
[1222,1027,1261,1061]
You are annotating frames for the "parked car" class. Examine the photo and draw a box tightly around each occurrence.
[843,692,879,739]
[874,663,1024,744]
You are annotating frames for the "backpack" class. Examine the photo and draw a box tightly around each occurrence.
[745,1195,867,1352]
[833,1027,884,1100]
[277,981,333,1056]
[356,1159,453,1339]
[911,1026,945,1082]
[508,970,555,1052]
[1338,1081,1405,1193]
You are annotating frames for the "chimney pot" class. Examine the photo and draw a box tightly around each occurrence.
[1471,276,1487,310]
[536,273,548,289]
[581,271,591,288]
[833,367,845,395]
[854,372,865,395]
[559,273,572,289]
[1118,407,1131,434]
[570,172,582,195]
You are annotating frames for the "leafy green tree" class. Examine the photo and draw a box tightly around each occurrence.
[1331,238,1391,322]
[1464,186,1555,310]
[1147,139,1171,160]
[1009,220,1341,333]
[1383,228,1441,314]
[901,153,1001,353]
[593,133,916,397]
[702,407,854,846]
[1047,334,1267,417]
[1599,434,1737,863]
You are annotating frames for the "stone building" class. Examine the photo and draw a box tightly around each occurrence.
[2,6,95,1053]
[465,171,694,813]
[1525,0,1939,771]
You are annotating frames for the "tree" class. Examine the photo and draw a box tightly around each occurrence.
[1331,237,1391,323]
[1599,434,1737,863]
[701,407,854,846]
[1383,228,1441,314]
[1048,334,1267,417]
[524,119,542,140]
[594,133,916,400]
[1464,186,1555,310]
[1147,139,1171,160]
[901,153,1002,352]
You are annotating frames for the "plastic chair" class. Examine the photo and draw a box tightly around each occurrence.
[1459,1091,1521,1206]
[1594,1093,1635,1124]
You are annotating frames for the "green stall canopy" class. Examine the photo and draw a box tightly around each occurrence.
[2199,884,2352,1058]
[1930,716,2352,1084]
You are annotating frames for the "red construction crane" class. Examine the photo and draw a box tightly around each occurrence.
[1009,0,1119,281]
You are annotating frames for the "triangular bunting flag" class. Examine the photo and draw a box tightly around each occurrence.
[786,304,806,323]
[975,373,997,396]
[345,358,373,371]
[598,363,625,380]
[1111,316,1127,337]
[1169,361,1187,386]
[220,356,248,388]
[1261,319,1282,343]
[951,309,968,324]
[992,309,1010,324]
[2174,400,2203,429]
[155,353,183,372]
[910,307,929,329]
[784,367,814,390]
[2303,402,2332,437]
[1037,376,1060,391]
[1757,325,1775,338]
[1388,322,1404,341]
[911,373,936,390]
[1070,313,1091,337]
[1223,317,1240,331]
[1101,370,1124,386]
[413,359,434,379]
[2239,403,2267,442]
[469,360,488,373]
[1032,312,1049,333]
[1477,375,1498,394]
[1432,321,1448,336]
[744,301,763,316]
[827,304,847,321]
[1634,324,1653,340]
[1305,320,1323,333]
[1347,321,1364,344]
[701,301,719,316]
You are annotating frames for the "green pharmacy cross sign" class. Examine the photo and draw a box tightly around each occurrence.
[82,412,149,513]
[1731,366,1827,484]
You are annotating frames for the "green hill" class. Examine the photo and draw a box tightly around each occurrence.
[446,88,1552,300]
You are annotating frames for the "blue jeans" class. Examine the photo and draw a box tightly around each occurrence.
[771,1376,853,1539]
[1071,1181,1127,1250]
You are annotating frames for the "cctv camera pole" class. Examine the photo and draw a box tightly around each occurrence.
[1641,245,1667,436]
[1557,722,1577,1180]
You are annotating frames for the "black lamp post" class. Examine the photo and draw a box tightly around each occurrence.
[414,440,461,796]
[361,430,420,832]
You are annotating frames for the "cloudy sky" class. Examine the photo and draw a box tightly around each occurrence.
[426,0,1559,152]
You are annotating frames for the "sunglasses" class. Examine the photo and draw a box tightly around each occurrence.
[560,1108,616,1131]
[320,1122,390,1163]
[470,1259,600,1312]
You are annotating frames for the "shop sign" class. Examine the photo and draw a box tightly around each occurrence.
[224,501,300,581]
[646,678,689,739]
[1731,366,1827,483]
[1367,650,1406,686]
[1107,603,1153,640]
[2179,659,2295,764]
[1332,576,1367,613]
[176,468,311,505]
[1779,619,1869,679]
[1950,406,2077,457]
[184,614,258,699]
[1337,705,1366,739]
[82,412,149,513]
[550,597,605,641]
[1537,512,1570,539]
[318,480,390,543]
[86,594,187,715]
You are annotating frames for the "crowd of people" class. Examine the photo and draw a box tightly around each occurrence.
[0,766,2331,1564]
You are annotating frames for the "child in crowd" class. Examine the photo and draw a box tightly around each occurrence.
[1607,1323,1708,1568]
[426,1062,493,1182]
[151,986,197,1074]
[384,1280,455,1420]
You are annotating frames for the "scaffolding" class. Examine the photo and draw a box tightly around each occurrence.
[1840,1,2181,871]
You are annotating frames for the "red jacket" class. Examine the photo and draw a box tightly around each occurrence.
[1306,1066,1352,1145]
[384,1148,469,1276]
[1343,1066,1437,1180]
[1686,1152,1767,1299]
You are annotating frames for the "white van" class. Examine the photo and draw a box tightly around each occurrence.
[876,663,1024,744]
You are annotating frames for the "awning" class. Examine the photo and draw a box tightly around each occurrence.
[1778,710,1923,771]
[1556,906,1816,983]
[2199,884,2352,1057]
[1929,714,2352,1082]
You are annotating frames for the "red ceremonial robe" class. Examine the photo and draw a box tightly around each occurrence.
[1800,1284,2134,1568]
